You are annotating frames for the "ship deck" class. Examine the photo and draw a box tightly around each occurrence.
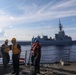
[0,62,76,75]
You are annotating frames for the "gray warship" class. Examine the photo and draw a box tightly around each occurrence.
[32,20,76,46]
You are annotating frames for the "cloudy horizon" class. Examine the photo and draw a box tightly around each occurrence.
[0,0,76,41]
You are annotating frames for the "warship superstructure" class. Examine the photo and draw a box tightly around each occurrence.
[32,20,76,46]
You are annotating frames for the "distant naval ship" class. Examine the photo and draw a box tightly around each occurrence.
[31,20,76,46]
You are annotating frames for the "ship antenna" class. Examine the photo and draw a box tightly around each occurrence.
[59,19,63,32]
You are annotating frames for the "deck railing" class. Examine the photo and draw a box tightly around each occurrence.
[24,48,73,64]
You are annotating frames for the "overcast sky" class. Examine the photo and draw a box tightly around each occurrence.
[0,0,76,41]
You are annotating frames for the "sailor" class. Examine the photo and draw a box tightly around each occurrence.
[31,40,37,66]
[32,38,42,75]
[11,38,21,75]
[1,39,10,68]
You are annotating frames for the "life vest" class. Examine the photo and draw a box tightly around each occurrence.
[31,42,37,51]
[4,44,9,53]
[32,42,42,54]
[12,44,20,54]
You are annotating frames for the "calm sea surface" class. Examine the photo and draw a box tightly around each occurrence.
[0,41,76,64]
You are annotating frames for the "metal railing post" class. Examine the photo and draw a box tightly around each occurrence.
[68,48,70,63]
[25,50,27,64]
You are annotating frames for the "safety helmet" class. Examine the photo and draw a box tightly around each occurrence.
[11,38,16,42]
[34,38,39,43]
[5,39,8,42]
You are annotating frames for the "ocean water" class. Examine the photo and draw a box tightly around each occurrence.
[0,41,76,64]
[20,44,76,64]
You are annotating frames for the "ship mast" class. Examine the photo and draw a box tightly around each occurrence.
[59,19,63,32]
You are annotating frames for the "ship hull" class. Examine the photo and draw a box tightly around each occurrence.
[39,40,73,46]
[17,40,76,46]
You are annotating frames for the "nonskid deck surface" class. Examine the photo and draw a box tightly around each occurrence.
[0,62,76,75]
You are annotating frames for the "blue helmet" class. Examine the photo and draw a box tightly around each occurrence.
[34,38,39,43]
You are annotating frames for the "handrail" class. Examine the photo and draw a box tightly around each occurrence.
[24,48,76,64]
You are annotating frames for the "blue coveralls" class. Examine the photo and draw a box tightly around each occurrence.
[1,45,10,68]
[34,45,41,75]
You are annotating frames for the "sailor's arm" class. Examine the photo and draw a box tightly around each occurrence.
[17,44,21,56]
